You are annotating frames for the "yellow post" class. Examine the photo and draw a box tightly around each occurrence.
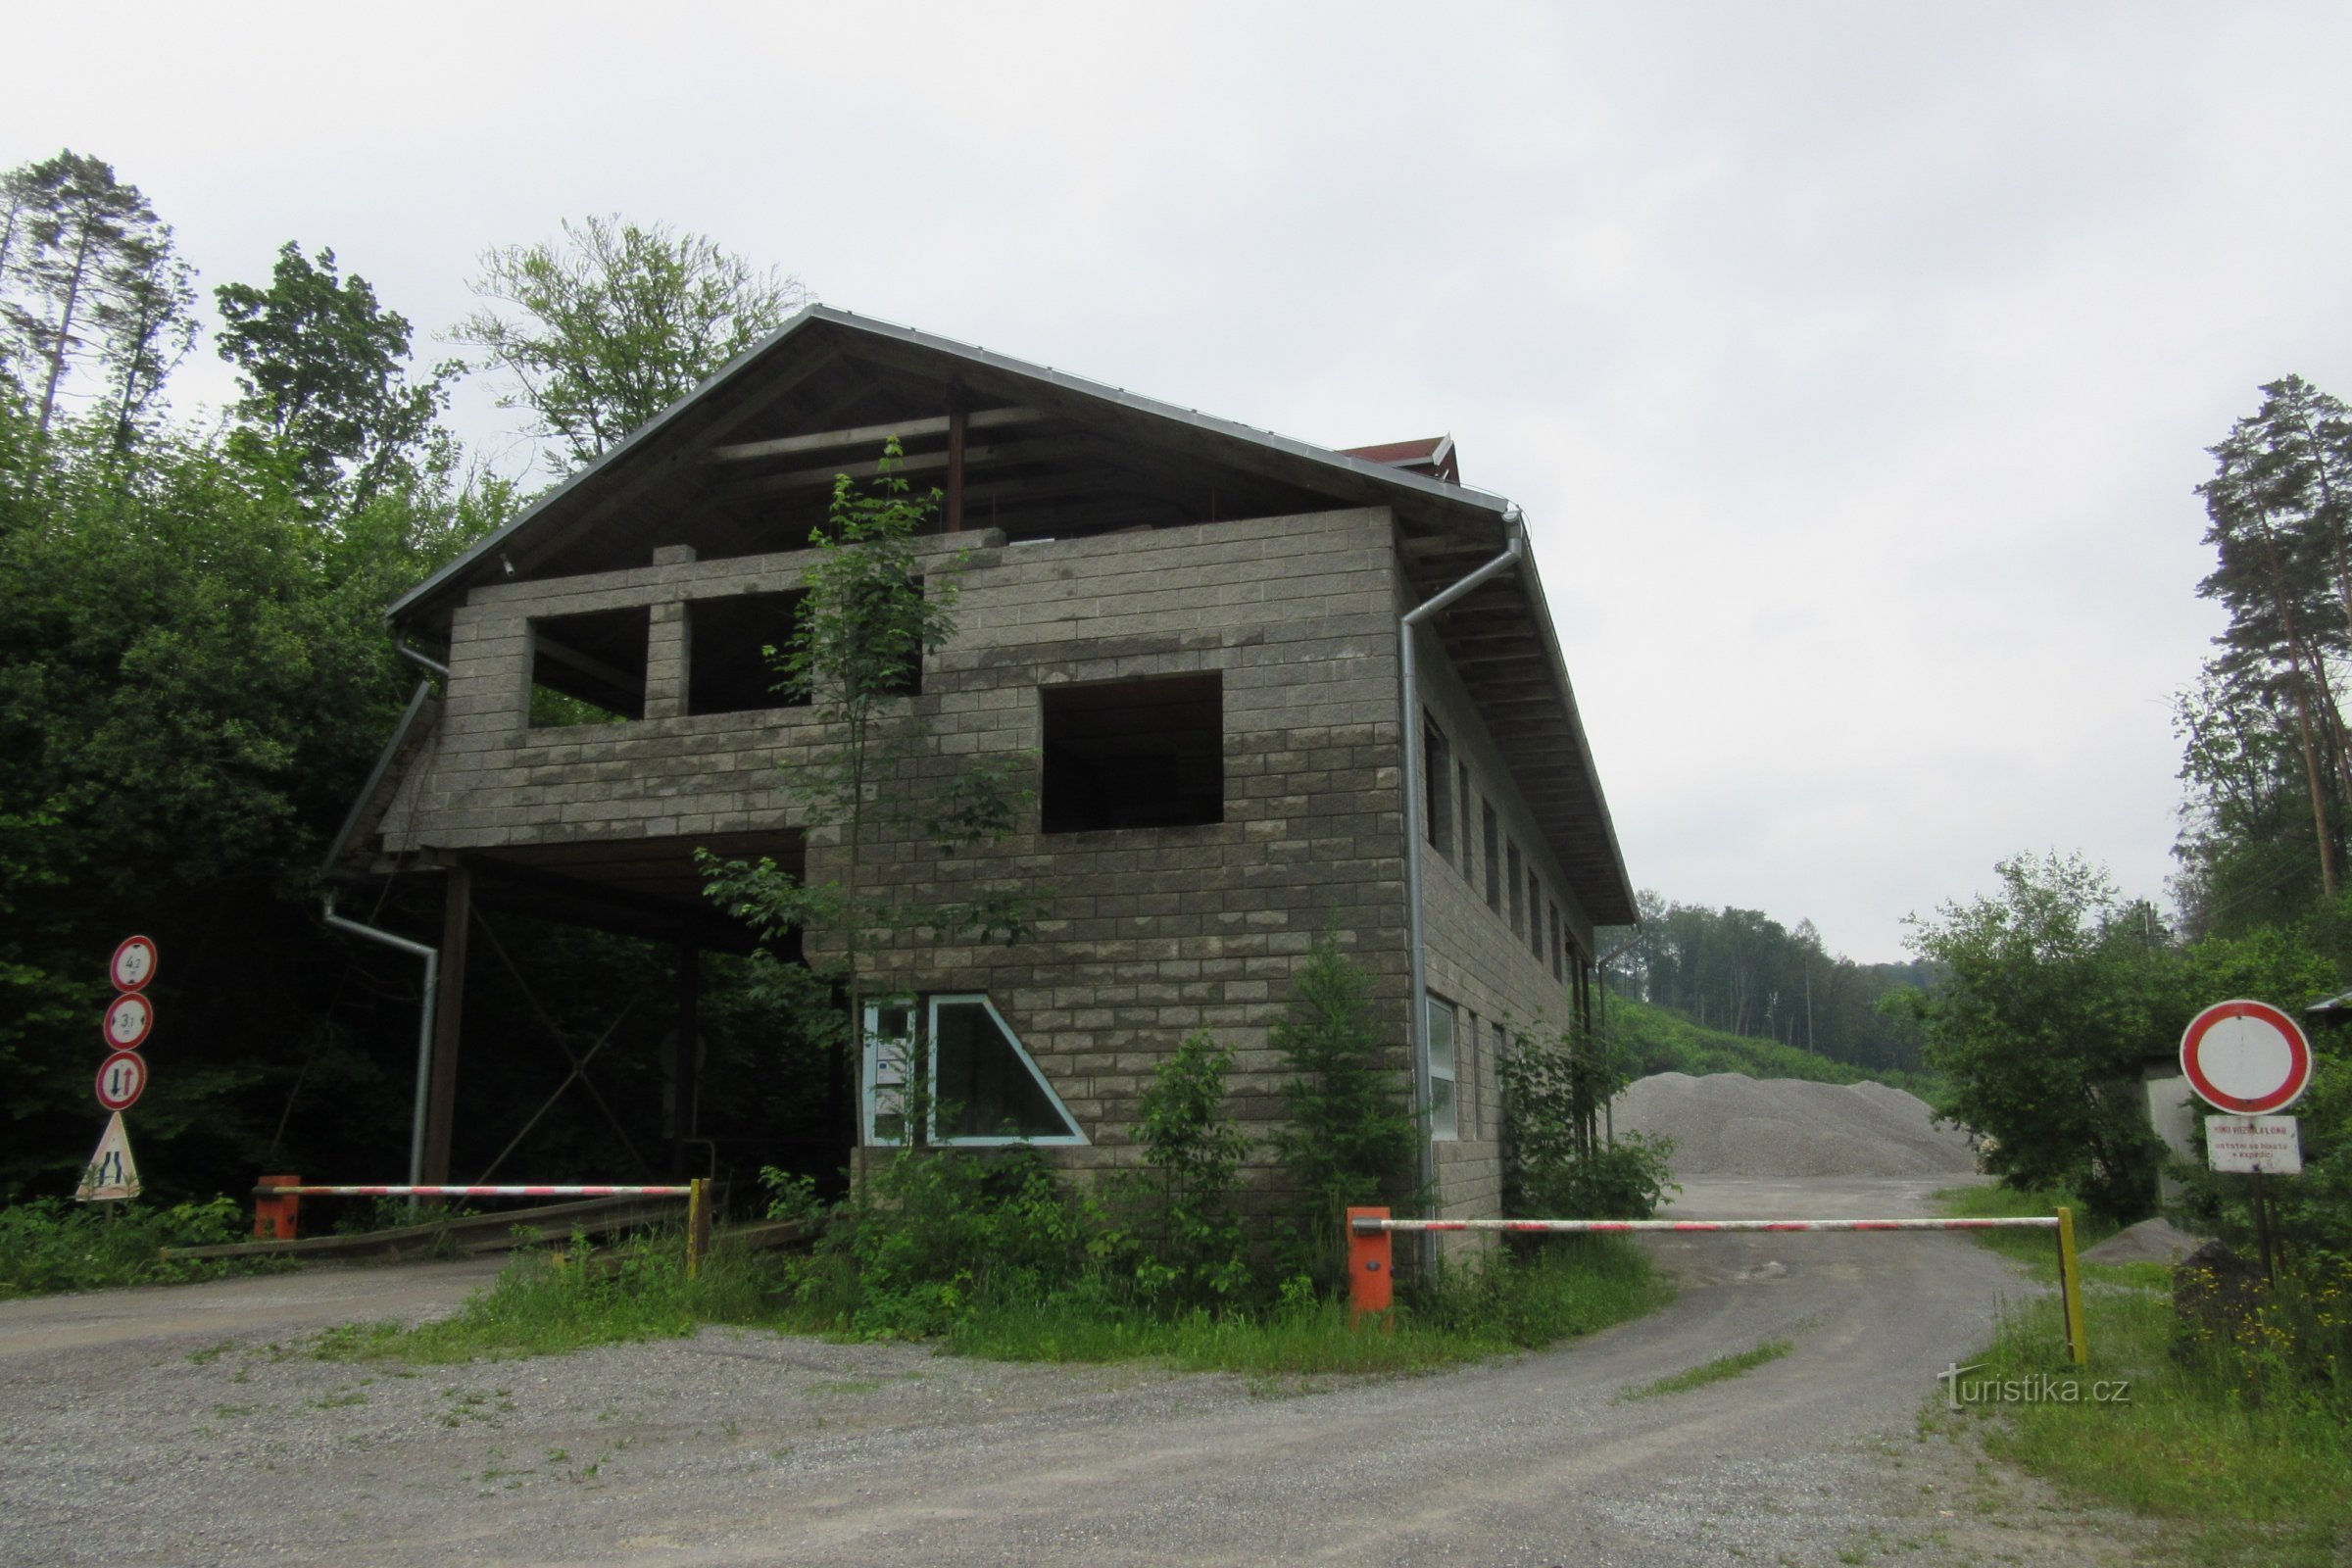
[2055,1205,2088,1366]
[686,1178,710,1280]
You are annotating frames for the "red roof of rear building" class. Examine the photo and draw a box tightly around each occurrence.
[1343,435,1458,483]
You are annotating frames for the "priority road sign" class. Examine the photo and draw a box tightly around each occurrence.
[2180,999,2314,1114]
[74,1112,140,1201]
[95,1051,147,1112]
[102,991,154,1052]
[110,935,157,993]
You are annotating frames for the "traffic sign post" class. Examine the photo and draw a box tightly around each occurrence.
[102,992,154,1052]
[74,1112,140,1201]
[2180,999,2311,1285]
[110,935,157,993]
[80,937,159,1207]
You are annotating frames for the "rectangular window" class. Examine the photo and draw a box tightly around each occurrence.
[1529,870,1544,958]
[861,1002,914,1146]
[1423,717,1454,861]
[687,591,808,715]
[1550,903,1564,982]
[1427,995,1458,1142]
[529,607,648,726]
[1042,673,1223,832]
[1506,841,1524,935]
[1483,804,1500,911]
[1462,1008,1479,1142]
[1456,760,1473,878]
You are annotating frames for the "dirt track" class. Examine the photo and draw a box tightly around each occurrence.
[0,1176,2145,1567]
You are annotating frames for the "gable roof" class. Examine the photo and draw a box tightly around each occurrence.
[392,306,1636,924]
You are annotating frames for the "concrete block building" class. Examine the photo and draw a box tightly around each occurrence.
[332,307,1635,1218]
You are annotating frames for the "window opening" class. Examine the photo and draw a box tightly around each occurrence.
[1550,904,1565,981]
[688,591,808,715]
[861,1002,915,1146]
[1042,673,1223,833]
[1506,841,1524,934]
[1529,869,1545,958]
[1457,760,1473,878]
[1483,803,1500,911]
[929,995,1085,1145]
[1463,1009,1480,1141]
[529,606,648,726]
[1423,718,1454,861]
[1427,995,1458,1142]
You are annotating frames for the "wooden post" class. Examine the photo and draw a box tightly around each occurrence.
[422,864,470,1185]
[671,944,700,1176]
[686,1177,711,1279]
[944,407,966,533]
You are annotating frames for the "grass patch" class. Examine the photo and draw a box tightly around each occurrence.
[0,1195,288,1297]
[1626,1338,1793,1399]
[1933,1182,2123,1278]
[318,1229,1670,1380]
[1940,1186,2351,1567]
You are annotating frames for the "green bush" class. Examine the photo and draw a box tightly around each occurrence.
[0,1195,266,1297]
[1265,936,1418,1288]
[1097,1029,1251,1311]
[1499,1017,1677,1220]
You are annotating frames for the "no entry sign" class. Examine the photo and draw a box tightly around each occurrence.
[2180,999,2313,1114]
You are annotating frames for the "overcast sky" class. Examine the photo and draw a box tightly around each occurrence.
[13,2,2352,962]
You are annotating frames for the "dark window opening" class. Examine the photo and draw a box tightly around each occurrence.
[1506,841,1524,934]
[1482,803,1501,911]
[1423,718,1454,861]
[530,607,648,726]
[1042,673,1223,833]
[1529,869,1544,958]
[1550,903,1564,981]
[1457,760,1473,877]
[688,591,808,715]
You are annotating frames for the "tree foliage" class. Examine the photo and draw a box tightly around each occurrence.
[454,215,807,469]
[216,242,456,511]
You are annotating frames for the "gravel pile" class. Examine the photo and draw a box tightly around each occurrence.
[1610,1072,1976,1179]
[2080,1217,2212,1265]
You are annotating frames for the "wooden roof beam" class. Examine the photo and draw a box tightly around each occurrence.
[709,406,1047,465]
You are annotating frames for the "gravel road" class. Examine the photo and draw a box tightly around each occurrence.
[0,1177,2137,1567]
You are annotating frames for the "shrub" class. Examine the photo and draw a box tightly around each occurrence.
[1499,1018,1677,1220]
[0,1195,263,1297]
[1100,1030,1250,1311]
[1265,936,1418,1289]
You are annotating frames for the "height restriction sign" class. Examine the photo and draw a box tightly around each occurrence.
[2180,999,2314,1114]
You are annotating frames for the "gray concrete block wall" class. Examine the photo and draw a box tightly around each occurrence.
[382,508,1423,1213]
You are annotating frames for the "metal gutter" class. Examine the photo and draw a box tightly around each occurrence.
[320,892,438,1199]
[1399,513,1526,1255]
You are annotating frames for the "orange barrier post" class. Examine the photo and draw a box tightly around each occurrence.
[1348,1206,1394,1328]
[254,1174,301,1241]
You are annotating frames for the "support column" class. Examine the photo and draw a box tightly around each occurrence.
[422,863,470,1184]
[671,944,701,1176]
[646,545,695,720]
[944,407,966,533]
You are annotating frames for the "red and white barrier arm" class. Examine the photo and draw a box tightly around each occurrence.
[1351,1216,2058,1235]
[253,1185,694,1199]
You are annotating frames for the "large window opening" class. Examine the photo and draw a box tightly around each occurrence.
[688,591,808,715]
[1529,869,1545,959]
[1423,718,1455,861]
[1482,803,1501,911]
[860,995,1086,1147]
[1042,673,1223,833]
[529,607,648,727]
[1506,840,1524,935]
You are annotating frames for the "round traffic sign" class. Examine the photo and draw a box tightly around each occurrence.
[95,1051,147,1112]
[110,935,157,993]
[102,992,154,1052]
[2180,999,2313,1114]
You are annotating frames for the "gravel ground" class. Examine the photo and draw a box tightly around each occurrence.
[0,1175,2147,1568]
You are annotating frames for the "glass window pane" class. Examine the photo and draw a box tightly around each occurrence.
[932,1000,1079,1142]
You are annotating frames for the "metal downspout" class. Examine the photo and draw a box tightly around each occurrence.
[1399,511,1525,1262]
[322,891,438,1200]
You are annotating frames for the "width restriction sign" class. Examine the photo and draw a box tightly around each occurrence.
[2179,1000,2313,1114]
[102,991,154,1052]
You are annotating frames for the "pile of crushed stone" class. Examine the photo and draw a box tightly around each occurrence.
[1609,1071,1976,1179]
[2080,1217,2212,1265]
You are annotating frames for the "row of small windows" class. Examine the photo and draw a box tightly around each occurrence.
[1424,714,1570,985]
